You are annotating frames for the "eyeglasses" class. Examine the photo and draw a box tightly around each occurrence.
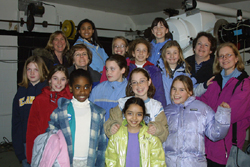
[218,53,234,59]
[130,79,147,86]
[113,45,126,49]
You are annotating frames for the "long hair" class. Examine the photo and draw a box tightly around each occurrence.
[161,40,191,77]
[122,97,146,118]
[75,19,103,48]
[19,56,49,88]
[213,42,244,75]
[45,31,70,55]
[126,68,156,98]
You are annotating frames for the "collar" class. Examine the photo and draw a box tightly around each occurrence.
[71,96,89,107]
[130,60,154,67]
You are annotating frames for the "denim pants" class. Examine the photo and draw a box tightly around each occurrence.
[22,143,30,167]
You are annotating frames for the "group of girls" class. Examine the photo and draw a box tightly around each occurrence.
[11,16,250,167]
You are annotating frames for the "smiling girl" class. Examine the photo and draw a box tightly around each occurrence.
[26,65,72,164]
[46,69,106,166]
[148,17,171,65]
[128,38,167,108]
[105,97,166,167]
[158,40,211,105]
[74,19,108,73]
[104,68,168,143]
[164,75,231,167]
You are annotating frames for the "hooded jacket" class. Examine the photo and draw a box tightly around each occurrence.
[197,71,250,165]
[158,58,199,105]
[164,96,231,167]
[89,79,128,121]
[12,81,47,161]
[128,60,167,108]
[47,98,106,167]
[105,119,166,167]
[74,37,108,73]
[148,38,171,65]
[26,86,72,163]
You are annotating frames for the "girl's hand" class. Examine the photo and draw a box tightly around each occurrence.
[207,76,215,87]
[110,124,120,135]
[147,124,156,135]
[220,102,230,108]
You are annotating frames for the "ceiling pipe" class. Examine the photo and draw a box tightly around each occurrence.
[196,1,250,19]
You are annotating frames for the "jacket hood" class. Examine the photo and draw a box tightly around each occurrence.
[41,85,72,103]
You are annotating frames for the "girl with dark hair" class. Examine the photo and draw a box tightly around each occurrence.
[148,17,171,65]
[74,19,108,73]
[104,68,169,143]
[26,65,72,164]
[47,69,106,166]
[127,38,167,108]
[89,54,128,122]
[105,97,166,167]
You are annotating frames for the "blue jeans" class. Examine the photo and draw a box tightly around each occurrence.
[22,143,30,167]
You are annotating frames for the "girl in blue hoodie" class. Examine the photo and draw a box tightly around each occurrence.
[148,17,172,65]
[89,54,128,122]
[74,19,108,73]
[12,55,49,166]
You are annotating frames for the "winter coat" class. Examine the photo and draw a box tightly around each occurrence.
[89,79,127,121]
[148,39,171,65]
[67,65,101,88]
[74,37,108,73]
[31,129,70,167]
[128,60,167,108]
[26,86,72,163]
[11,81,47,161]
[158,58,205,105]
[104,97,169,142]
[47,98,106,167]
[185,54,214,84]
[197,71,250,165]
[164,96,231,167]
[32,48,70,70]
[105,119,166,167]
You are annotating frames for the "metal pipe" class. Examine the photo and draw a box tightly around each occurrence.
[196,1,250,19]
[0,18,132,33]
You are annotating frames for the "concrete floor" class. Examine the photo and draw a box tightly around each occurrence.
[0,140,249,167]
